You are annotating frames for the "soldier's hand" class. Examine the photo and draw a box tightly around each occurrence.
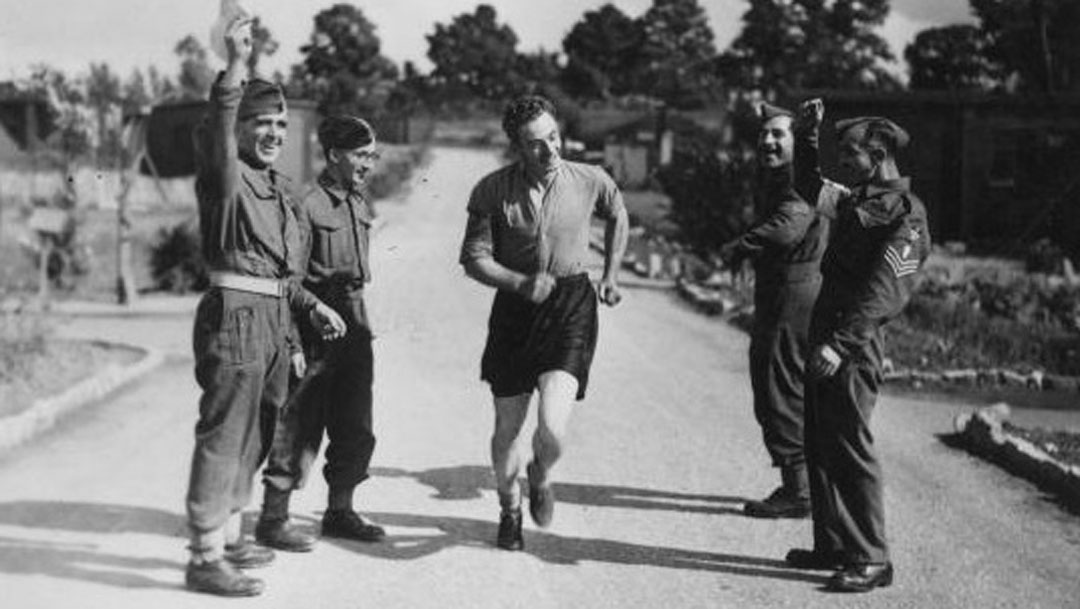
[798,98,824,131]
[290,351,307,378]
[310,302,347,341]
[809,344,842,378]
[519,272,555,304]
[224,15,255,66]
[597,278,622,307]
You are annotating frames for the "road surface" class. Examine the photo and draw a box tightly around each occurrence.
[1,146,1078,608]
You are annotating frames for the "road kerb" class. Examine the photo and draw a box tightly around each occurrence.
[952,404,1080,511]
[0,344,166,453]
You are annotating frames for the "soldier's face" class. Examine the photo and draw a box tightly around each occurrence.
[516,112,562,178]
[837,133,876,185]
[237,111,288,167]
[329,143,379,190]
[757,116,794,169]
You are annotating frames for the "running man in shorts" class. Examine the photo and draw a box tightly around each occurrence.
[459,95,629,550]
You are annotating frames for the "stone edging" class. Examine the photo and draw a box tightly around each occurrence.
[952,404,1080,511]
[0,344,166,453]
[886,368,1080,392]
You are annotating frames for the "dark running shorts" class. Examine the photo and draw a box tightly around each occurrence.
[480,273,599,401]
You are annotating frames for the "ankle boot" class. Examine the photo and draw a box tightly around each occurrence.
[743,464,810,518]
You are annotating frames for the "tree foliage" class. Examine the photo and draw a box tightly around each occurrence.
[426,4,522,101]
[248,16,280,79]
[175,35,214,100]
[635,0,720,108]
[561,4,643,100]
[719,0,899,95]
[291,3,399,116]
[970,0,1080,93]
[905,25,1001,90]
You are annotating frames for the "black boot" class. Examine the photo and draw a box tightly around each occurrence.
[496,508,524,551]
[255,486,316,552]
[744,464,810,518]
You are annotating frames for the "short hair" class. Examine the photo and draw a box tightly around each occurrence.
[836,116,910,156]
[502,95,557,143]
[317,115,376,156]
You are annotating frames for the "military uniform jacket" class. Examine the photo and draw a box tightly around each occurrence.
[192,75,317,314]
[815,179,931,367]
[293,170,376,293]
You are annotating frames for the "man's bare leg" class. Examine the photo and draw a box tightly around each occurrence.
[492,394,532,508]
[527,370,578,527]
[491,393,532,549]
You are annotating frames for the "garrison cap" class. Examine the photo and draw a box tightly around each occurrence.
[758,102,794,122]
[238,79,286,120]
[318,116,377,151]
[835,116,910,151]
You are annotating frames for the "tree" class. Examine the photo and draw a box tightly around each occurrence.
[426,4,521,101]
[719,0,899,95]
[84,62,124,166]
[175,35,214,100]
[905,25,1002,90]
[248,16,280,79]
[292,3,399,115]
[561,4,643,100]
[634,0,720,108]
[970,0,1080,93]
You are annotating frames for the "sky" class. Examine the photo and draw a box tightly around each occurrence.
[0,0,976,82]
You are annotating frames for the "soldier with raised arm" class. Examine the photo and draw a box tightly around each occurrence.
[719,102,845,520]
[183,16,344,597]
[785,99,931,593]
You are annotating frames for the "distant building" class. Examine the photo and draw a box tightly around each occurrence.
[788,90,1080,255]
[574,106,723,189]
[0,84,53,165]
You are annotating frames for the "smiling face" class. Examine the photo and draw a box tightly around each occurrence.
[237,110,288,168]
[515,111,562,179]
[328,143,379,190]
[757,115,794,170]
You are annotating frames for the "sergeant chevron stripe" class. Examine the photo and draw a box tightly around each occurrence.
[884,245,919,278]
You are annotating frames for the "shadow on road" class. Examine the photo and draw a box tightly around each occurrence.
[0,501,185,590]
[312,511,826,584]
[372,464,750,516]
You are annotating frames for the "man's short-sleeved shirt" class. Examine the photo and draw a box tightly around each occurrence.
[459,160,624,277]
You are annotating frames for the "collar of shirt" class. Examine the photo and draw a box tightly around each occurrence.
[317,170,375,225]
[240,162,282,200]
[853,177,912,227]
[516,159,565,191]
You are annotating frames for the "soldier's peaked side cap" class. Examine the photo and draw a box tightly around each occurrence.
[318,116,377,150]
[758,102,793,121]
[238,79,286,120]
[835,116,910,150]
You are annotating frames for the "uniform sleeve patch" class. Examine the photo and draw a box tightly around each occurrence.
[884,244,919,278]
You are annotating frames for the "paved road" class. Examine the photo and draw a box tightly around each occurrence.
[2,147,1079,609]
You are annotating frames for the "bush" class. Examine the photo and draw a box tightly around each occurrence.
[656,134,755,255]
[0,313,49,382]
[149,218,207,294]
[886,274,1080,375]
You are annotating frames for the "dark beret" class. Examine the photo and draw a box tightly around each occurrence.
[758,102,794,122]
[835,116,910,150]
[238,79,286,120]
[317,116,377,151]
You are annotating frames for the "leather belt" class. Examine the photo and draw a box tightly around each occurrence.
[209,272,285,297]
